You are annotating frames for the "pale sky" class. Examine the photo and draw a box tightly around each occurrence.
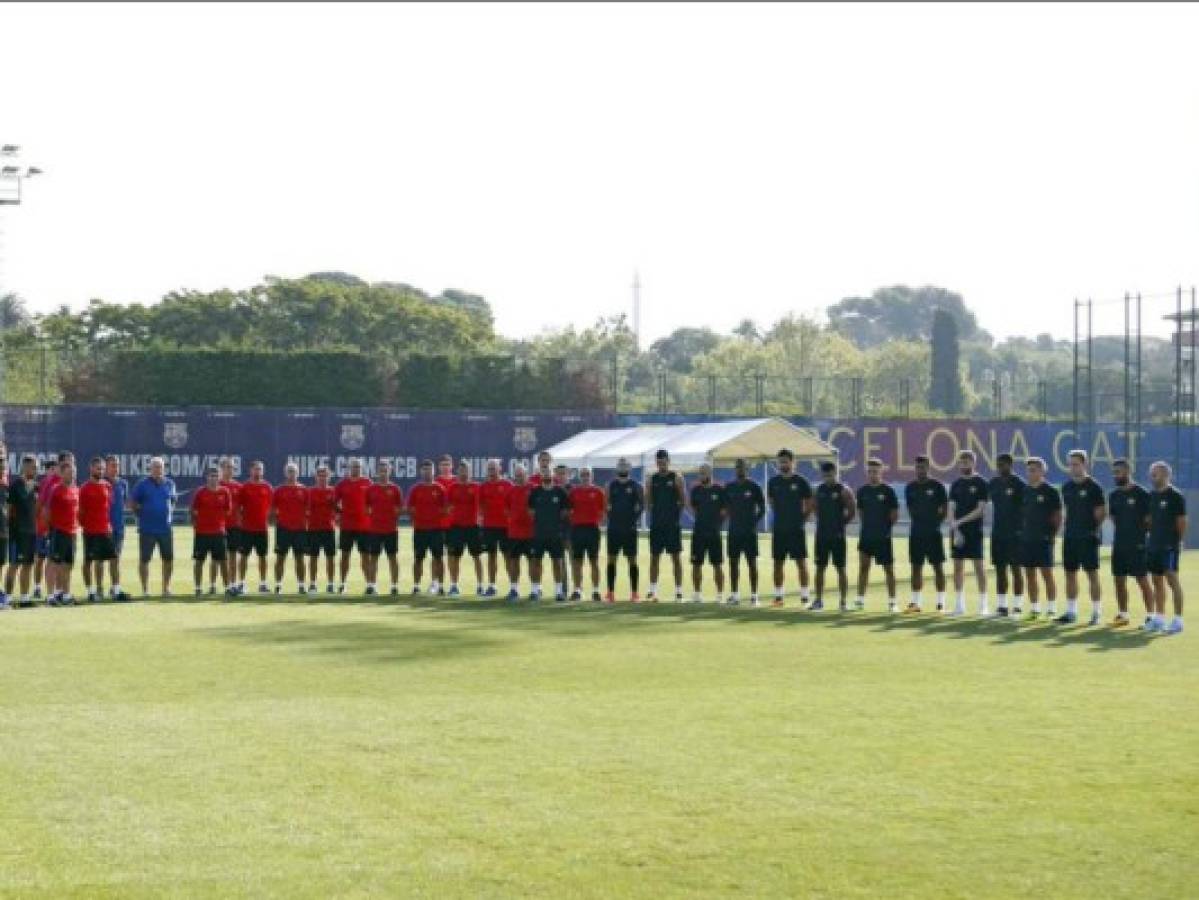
[1,2,1196,344]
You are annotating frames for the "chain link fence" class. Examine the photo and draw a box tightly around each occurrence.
[0,342,1190,423]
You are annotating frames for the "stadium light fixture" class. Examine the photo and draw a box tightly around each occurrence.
[0,144,18,156]
[0,166,18,177]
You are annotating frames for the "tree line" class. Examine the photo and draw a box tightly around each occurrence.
[0,277,1179,418]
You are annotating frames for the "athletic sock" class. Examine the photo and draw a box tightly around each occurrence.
[935,592,946,607]
[774,587,784,600]
[1031,602,1041,614]
[799,587,810,602]
[911,591,922,607]
[997,593,1008,609]
[1047,601,1057,615]
[1066,598,1078,615]
[554,582,563,595]
[856,595,865,606]
[1091,599,1102,616]
[606,563,616,592]
[1011,593,1024,610]
[648,581,658,595]
[955,591,965,605]
[629,564,639,592]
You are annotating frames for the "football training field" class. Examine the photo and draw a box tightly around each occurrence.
[1,530,1195,898]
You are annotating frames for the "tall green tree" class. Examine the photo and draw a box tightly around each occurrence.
[928,309,964,413]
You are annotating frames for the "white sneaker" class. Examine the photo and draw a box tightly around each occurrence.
[854,598,865,611]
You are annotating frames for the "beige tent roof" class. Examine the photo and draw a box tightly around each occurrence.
[544,418,837,471]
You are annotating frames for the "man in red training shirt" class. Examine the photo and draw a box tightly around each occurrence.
[477,458,512,598]
[305,464,338,594]
[446,459,484,598]
[218,457,244,592]
[504,464,534,601]
[78,456,116,604]
[434,454,455,590]
[191,466,233,596]
[238,461,273,594]
[35,452,71,601]
[334,457,372,594]
[43,458,80,606]
[365,459,403,596]
[407,459,448,595]
[569,465,607,602]
[272,462,308,595]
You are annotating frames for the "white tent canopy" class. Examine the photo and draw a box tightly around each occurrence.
[544,418,837,472]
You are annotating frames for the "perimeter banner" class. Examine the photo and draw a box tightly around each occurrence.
[0,407,1193,494]
[0,406,607,493]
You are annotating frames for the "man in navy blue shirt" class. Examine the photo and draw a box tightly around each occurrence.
[1146,461,1187,634]
[948,450,990,616]
[131,457,178,598]
[104,455,130,601]
[1058,449,1106,625]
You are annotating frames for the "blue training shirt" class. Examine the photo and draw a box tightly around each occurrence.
[108,477,129,533]
[131,476,177,535]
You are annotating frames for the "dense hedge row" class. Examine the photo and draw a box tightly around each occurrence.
[56,349,612,409]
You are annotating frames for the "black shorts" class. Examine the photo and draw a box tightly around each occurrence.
[139,531,174,563]
[447,525,482,557]
[909,532,945,568]
[193,534,227,562]
[815,533,847,569]
[531,535,565,560]
[505,537,532,558]
[1110,544,1148,578]
[241,530,269,558]
[8,533,36,565]
[36,534,50,559]
[225,527,244,555]
[49,529,77,565]
[338,529,369,554]
[772,528,807,562]
[858,535,893,566]
[1020,539,1054,569]
[480,527,507,553]
[649,524,682,555]
[366,530,399,557]
[1147,546,1181,576]
[570,525,601,561]
[727,530,758,560]
[413,529,445,560]
[951,527,984,561]
[275,527,307,556]
[1062,535,1100,573]
[690,530,723,566]
[606,528,638,558]
[83,533,117,562]
[306,529,336,558]
[990,534,1021,568]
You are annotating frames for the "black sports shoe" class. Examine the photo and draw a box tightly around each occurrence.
[994,606,1009,617]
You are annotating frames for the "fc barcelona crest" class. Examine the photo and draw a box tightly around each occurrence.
[340,423,366,451]
[514,427,538,453]
[163,422,188,449]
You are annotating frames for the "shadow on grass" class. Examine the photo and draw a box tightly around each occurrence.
[198,616,501,664]
[180,591,1163,655]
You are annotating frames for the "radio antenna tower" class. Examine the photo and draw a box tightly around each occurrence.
[631,269,642,350]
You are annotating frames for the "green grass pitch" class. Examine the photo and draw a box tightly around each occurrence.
[1,528,1195,898]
